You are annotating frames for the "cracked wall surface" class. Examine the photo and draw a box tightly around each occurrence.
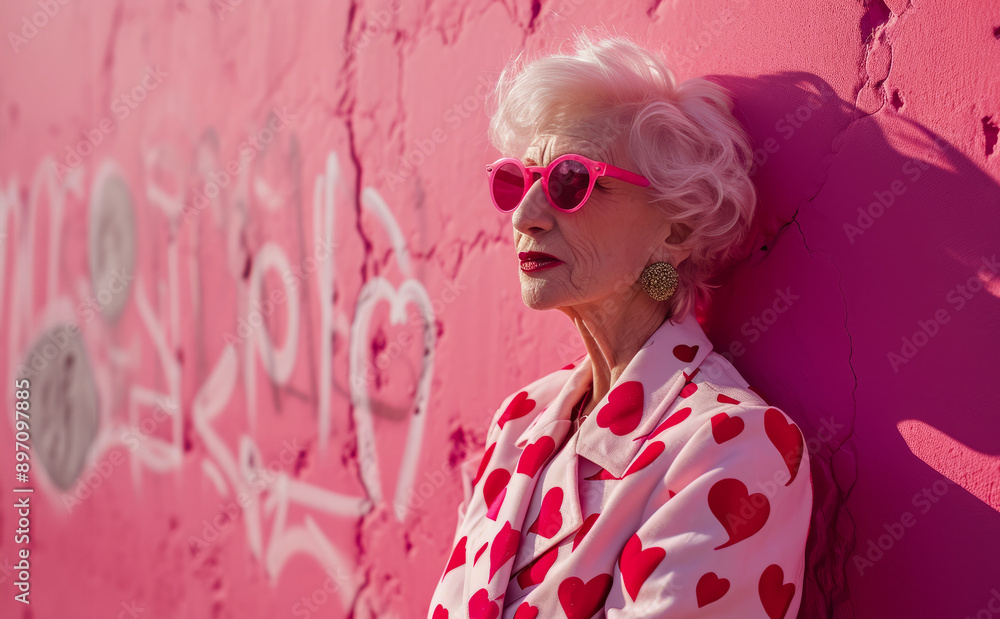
[0,0,998,617]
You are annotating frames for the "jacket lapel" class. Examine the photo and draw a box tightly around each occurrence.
[463,311,715,608]
[576,310,714,477]
[507,419,585,578]
[465,358,592,607]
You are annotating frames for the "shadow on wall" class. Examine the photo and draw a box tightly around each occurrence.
[697,71,1000,619]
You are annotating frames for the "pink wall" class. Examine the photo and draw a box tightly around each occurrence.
[1,1,998,617]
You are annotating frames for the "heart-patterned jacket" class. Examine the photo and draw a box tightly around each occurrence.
[427,310,812,619]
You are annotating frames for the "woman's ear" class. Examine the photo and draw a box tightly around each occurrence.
[662,247,692,268]
[663,224,692,266]
[665,222,692,245]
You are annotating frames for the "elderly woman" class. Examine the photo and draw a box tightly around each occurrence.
[428,31,812,619]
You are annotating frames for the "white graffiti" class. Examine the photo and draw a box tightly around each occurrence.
[1,131,438,612]
[349,187,437,521]
[244,241,301,432]
[314,152,338,451]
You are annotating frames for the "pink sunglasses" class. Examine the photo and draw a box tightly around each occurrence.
[486,153,651,213]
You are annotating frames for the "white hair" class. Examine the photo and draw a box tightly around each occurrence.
[487,27,758,320]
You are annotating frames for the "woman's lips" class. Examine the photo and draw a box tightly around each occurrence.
[519,251,563,273]
[520,258,563,272]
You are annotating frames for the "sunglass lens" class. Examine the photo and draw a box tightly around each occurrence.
[548,159,590,210]
[492,163,525,211]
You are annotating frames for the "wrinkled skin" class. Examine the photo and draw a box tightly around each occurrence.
[511,125,692,419]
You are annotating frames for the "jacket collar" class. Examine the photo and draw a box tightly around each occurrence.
[514,310,714,478]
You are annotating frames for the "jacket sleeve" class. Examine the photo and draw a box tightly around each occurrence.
[448,392,513,542]
[603,405,813,618]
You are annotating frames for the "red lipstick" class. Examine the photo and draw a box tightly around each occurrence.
[519,251,563,273]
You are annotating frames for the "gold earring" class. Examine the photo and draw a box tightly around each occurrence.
[640,262,679,301]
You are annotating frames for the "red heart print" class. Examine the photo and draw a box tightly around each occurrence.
[621,441,665,478]
[516,544,558,589]
[764,408,804,485]
[486,488,507,521]
[561,362,576,370]
[618,534,665,602]
[489,520,520,582]
[469,588,499,619]
[473,442,495,487]
[644,407,691,440]
[528,487,564,538]
[513,601,539,619]
[717,393,741,404]
[680,382,698,398]
[473,541,487,565]
[483,468,511,521]
[442,536,466,580]
[711,413,745,444]
[759,564,795,619]
[709,478,770,549]
[673,344,699,363]
[596,381,644,436]
[517,436,556,478]
[558,574,613,619]
[584,467,618,481]
[573,512,600,550]
[432,604,449,619]
[498,391,536,429]
[696,572,730,607]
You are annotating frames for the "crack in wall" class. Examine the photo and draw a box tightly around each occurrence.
[526,0,541,33]
[99,0,127,121]
[341,3,381,614]
[765,4,936,613]
[647,0,665,20]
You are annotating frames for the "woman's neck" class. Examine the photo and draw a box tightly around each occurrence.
[562,292,672,419]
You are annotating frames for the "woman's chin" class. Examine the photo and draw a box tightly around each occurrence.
[520,291,560,311]
[521,298,549,311]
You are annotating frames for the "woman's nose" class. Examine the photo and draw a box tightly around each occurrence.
[511,172,553,233]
